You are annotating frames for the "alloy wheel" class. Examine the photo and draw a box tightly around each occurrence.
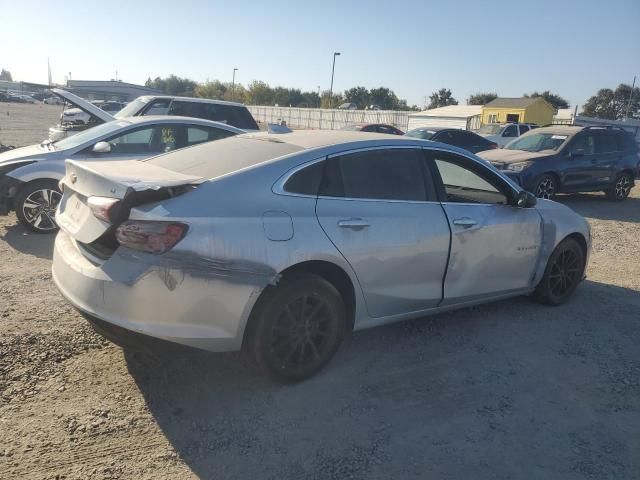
[21,188,62,231]
[548,248,581,298]
[269,294,333,372]
[536,177,555,199]
[614,175,631,200]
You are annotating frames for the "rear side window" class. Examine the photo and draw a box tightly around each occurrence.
[320,149,430,201]
[169,101,258,130]
[596,134,619,153]
[570,134,595,155]
[621,132,638,151]
[283,161,324,195]
[519,125,530,134]
[503,125,518,137]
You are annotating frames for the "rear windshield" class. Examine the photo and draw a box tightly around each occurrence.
[405,128,436,140]
[167,101,259,130]
[146,135,301,178]
[478,125,503,135]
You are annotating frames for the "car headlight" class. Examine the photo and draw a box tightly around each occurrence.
[507,161,532,172]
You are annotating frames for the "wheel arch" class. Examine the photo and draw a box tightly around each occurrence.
[242,260,357,349]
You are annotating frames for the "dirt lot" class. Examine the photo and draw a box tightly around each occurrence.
[1,104,639,479]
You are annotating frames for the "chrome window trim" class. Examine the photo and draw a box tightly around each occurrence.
[272,144,520,203]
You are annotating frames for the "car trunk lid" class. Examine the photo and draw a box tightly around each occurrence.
[56,159,203,244]
[51,88,115,124]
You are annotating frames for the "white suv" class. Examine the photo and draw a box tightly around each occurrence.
[49,89,259,141]
[477,123,537,147]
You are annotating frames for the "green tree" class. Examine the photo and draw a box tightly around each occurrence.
[195,80,227,100]
[344,86,370,109]
[524,90,569,110]
[428,88,458,109]
[146,75,197,96]
[246,80,273,105]
[369,87,401,110]
[467,92,497,105]
[581,83,640,120]
[0,69,12,81]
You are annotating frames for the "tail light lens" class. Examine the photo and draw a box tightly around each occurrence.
[115,221,189,254]
[88,196,120,223]
[490,143,498,149]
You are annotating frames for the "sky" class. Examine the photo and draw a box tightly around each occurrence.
[1,0,639,109]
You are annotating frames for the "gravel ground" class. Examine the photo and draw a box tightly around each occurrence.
[0,104,639,479]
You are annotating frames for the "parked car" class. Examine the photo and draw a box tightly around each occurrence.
[52,130,591,382]
[337,102,358,110]
[477,123,537,147]
[366,104,382,111]
[60,100,127,125]
[43,96,64,105]
[405,127,497,153]
[48,89,259,141]
[340,123,404,135]
[0,116,243,233]
[478,125,639,200]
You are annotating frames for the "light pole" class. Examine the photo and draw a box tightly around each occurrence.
[329,52,340,109]
[231,68,238,101]
[317,85,321,108]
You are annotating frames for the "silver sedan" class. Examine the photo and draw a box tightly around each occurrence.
[52,131,591,382]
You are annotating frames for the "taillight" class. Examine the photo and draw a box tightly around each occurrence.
[490,143,498,149]
[88,196,120,223]
[115,221,188,254]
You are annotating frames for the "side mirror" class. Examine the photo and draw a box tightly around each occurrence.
[92,141,111,154]
[516,190,537,208]
[569,148,584,158]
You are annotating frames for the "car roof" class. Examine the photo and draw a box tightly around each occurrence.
[242,129,403,149]
[136,95,246,107]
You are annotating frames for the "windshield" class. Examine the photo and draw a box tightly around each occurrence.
[53,120,131,150]
[506,133,568,152]
[405,128,436,140]
[478,125,503,135]
[114,97,149,119]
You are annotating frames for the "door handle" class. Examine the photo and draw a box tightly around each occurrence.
[452,217,477,228]
[338,218,370,229]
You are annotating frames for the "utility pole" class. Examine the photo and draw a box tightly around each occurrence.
[329,52,340,109]
[47,57,52,86]
[625,75,636,119]
[317,85,321,108]
[231,68,238,101]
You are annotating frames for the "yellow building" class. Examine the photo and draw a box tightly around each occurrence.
[481,97,555,126]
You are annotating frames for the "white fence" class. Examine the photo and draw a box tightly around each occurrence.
[248,106,410,131]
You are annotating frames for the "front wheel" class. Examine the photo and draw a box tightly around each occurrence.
[15,180,62,233]
[533,238,585,306]
[247,274,346,383]
[605,173,633,201]
[534,174,557,200]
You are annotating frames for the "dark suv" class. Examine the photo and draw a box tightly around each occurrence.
[478,125,640,201]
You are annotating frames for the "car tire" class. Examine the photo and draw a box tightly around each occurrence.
[15,179,62,234]
[532,237,585,306]
[247,273,346,383]
[534,174,557,200]
[605,173,632,201]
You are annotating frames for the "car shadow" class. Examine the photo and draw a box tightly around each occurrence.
[122,279,640,479]
[0,221,55,259]
[556,193,640,223]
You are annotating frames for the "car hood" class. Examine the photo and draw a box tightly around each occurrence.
[477,148,553,164]
[0,144,50,166]
[52,88,114,123]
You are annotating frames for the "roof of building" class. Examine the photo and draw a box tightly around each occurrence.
[484,97,547,109]
[409,105,482,118]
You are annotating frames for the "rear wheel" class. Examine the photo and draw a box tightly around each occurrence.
[533,238,585,305]
[248,274,346,383]
[15,180,62,233]
[605,173,632,201]
[534,174,557,200]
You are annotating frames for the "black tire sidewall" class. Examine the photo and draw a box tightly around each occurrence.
[249,274,346,383]
[534,238,585,306]
[15,179,61,233]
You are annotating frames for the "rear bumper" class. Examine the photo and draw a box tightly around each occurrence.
[52,230,260,352]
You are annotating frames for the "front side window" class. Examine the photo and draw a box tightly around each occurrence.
[321,149,430,201]
[570,134,595,155]
[434,155,508,205]
[106,125,184,154]
[503,125,518,137]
